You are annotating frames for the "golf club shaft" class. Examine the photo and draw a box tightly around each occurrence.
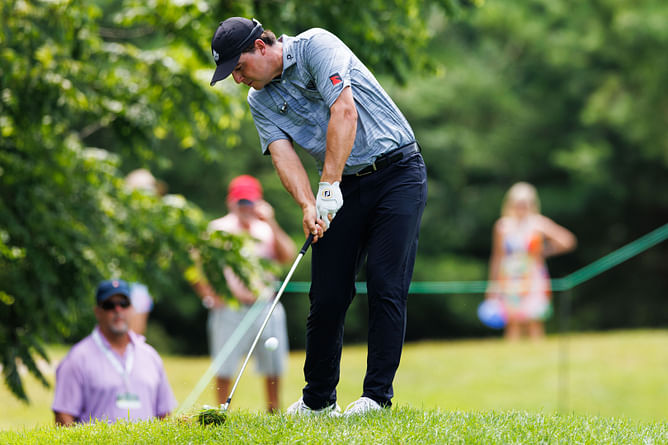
[222,234,314,411]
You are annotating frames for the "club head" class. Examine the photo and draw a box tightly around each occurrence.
[197,405,227,426]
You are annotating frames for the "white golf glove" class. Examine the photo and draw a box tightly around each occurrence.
[316,181,343,228]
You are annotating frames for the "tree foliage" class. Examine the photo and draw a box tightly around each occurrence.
[389,0,668,335]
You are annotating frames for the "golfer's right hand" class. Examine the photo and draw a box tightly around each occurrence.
[316,181,343,229]
[303,204,326,243]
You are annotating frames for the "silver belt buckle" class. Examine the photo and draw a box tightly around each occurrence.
[355,161,377,177]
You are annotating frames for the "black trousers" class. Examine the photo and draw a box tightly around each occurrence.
[302,152,427,409]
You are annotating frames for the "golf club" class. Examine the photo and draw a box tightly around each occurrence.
[221,233,314,412]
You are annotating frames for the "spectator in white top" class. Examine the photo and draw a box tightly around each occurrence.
[190,175,295,412]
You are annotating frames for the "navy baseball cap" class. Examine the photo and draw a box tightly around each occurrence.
[210,17,264,86]
[96,279,131,304]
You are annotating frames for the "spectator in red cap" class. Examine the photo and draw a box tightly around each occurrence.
[189,175,295,412]
[226,174,263,202]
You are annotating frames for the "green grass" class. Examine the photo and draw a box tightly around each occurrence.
[1,330,667,443]
[1,408,666,444]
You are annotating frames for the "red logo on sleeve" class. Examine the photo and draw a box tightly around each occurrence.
[329,73,342,86]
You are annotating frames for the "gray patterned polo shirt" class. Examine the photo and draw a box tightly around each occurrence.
[247,28,415,175]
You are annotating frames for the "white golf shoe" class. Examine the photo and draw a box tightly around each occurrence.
[286,397,341,417]
[343,397,382,416]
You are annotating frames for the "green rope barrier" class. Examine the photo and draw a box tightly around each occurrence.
[562,223,668,288]
[179,223,666,416]
[283,222,668,294]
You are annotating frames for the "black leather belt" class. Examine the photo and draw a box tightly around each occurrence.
[352,142,420,177]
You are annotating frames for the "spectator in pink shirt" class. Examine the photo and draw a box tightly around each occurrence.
[52,279,177,425]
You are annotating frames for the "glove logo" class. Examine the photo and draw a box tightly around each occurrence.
[316,181,342,229]
[329,73,342,86]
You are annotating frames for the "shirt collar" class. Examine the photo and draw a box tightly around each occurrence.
[280,35,297,73]
[94,325,138,350]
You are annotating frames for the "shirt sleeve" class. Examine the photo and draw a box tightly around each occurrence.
[153,353,177,417]
[305,31,353,108]
[51,353,84,419]
[248,98,290,155]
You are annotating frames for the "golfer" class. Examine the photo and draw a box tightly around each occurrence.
[209,17,427,416]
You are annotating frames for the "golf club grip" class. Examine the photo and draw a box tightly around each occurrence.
[300,233,314,254]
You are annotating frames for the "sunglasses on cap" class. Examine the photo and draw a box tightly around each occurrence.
[99,299,131,311]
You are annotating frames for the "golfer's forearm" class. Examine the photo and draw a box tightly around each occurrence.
[321,87,357,183]
[269,140,316,209]
[321,123,355,182]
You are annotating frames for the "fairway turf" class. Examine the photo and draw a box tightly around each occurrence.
[1,330,667,431]
[1,408,666,444]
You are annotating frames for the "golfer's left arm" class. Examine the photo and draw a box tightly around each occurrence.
[321,86,357,183]
[269,139,326,241]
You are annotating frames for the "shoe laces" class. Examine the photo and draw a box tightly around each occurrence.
[288,398,341,416]
[344,397,381,415]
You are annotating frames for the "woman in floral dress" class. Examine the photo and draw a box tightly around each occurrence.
[486,182,577,340]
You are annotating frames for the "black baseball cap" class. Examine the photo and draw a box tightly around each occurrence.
[210,17,264,86]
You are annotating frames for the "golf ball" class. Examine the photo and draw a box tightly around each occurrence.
[264,336,279,351]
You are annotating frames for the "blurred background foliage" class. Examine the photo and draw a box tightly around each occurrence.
[1,0,666,402]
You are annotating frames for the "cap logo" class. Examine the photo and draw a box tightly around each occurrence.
[329,73,342,86]
[213,48,220,62]
[112,280,119,288]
